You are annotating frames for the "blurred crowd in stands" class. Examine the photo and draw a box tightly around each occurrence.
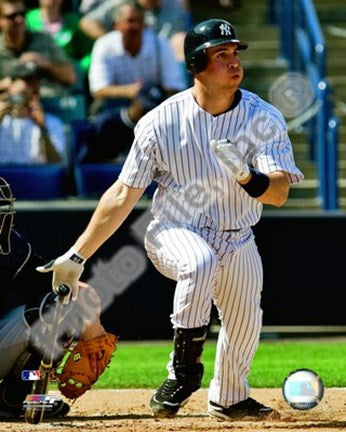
[0,0,242,198]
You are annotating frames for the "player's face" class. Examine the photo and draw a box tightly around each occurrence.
[204,43,243,88]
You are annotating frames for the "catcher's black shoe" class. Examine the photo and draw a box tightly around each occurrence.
[41,400,70,418]
[150,363,204,418]
[208,397,280,421]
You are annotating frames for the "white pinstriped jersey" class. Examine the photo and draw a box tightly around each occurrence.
[119,88,304,230]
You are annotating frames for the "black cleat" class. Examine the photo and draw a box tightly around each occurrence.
[208,397,280,421]
[150,379,194,418]
[150,363,204,418]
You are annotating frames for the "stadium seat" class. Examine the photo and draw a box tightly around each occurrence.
[0,165,67,199]
[70,120,158,198]
[74,163,123,197]
[69,120,121,197]
[41,95,87,124]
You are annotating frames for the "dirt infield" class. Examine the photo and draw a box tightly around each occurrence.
[1,388,345,432]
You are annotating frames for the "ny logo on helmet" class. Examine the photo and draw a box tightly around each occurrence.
[219,23,232,36]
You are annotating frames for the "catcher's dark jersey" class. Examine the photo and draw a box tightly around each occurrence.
[0,230,50,314]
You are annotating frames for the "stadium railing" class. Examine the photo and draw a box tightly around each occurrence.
[271,0,339,210]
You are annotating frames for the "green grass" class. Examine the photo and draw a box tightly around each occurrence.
[95,340,346,389]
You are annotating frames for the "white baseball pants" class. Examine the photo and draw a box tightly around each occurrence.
[145,220,263,407]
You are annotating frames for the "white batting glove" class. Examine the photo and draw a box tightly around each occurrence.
[210,139,250,181]
[36,247,86,303]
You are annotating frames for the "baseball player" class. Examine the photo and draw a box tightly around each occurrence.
[39,19,303,421]
[0,177,116,419]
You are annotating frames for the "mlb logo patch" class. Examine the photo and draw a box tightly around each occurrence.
[22,370,42,381]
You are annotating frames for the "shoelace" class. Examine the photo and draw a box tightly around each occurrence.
[160,380,183,397]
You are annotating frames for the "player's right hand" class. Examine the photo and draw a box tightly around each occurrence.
[36,248,86,304]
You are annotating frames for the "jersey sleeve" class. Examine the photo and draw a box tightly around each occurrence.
[118,114,158,188]
[254,116,304,184]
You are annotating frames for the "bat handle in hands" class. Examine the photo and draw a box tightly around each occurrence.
[56,284,71,299]
[210,139,250,181]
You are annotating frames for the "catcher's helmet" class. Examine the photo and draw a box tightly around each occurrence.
[184,19,248,74]
[0,177,15,255]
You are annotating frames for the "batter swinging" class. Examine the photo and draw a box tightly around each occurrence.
[39,18,303,421]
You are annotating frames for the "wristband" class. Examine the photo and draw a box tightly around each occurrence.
[239,168,270,198]
[69,247,86,265]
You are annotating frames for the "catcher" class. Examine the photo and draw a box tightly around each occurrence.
[0,177,117,419]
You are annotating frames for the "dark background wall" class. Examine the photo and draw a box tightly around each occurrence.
[15,208,346,339]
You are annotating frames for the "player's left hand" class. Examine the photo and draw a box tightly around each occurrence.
[36,248,86,303]
[210,139,250,181]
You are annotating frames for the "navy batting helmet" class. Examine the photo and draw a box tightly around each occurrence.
[184,19,248,74]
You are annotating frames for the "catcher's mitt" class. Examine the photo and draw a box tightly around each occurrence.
[55,332,117,399]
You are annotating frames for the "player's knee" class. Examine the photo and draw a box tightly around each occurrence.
[184,251,218,283]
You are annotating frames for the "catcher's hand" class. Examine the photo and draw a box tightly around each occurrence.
[210,139,250,181]
[55,332,117,399]
[36,247,86,303]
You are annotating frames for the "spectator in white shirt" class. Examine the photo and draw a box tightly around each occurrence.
[0,63,65,164]
[88,0,186,113]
